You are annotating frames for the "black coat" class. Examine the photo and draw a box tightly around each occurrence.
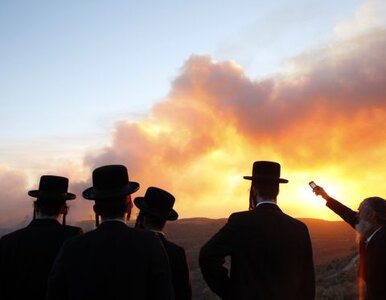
[0,219,82,300]
[158,233,192,300]
[326,197,386,300]
[46,221,174,300]
[199,203,315,300]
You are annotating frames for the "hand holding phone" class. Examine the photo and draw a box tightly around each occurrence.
[308,181,329,200]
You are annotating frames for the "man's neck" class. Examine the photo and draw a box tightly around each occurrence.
[255,200,277,208]
[35,215,60,221]
[143,224,164,232]
[148,229,165,236]
[101,217,126,224]
[255,197,276,204]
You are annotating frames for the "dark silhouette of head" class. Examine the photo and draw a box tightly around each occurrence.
[356,196,386,239]
[28,175,76,223]
[142,214,167,231]
[243,161,288,210]
[83,165,139,225]
[33,199,67,218]
[134,187,178,230]
[92,196,132,220]
[364,197,386,224]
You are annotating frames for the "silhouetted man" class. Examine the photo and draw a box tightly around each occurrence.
[199,161,315,300]
[313,185,386,300]
[46,165,174,300]
[0,175,82,300]
[134,187,192,300]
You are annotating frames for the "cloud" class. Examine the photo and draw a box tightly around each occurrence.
[0,167,30,227]
[334,0,386,39]
[0,164,94,228]
[82,28,386,220]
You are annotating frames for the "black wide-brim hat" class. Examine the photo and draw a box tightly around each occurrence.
[243,161,288,183]
[83,165,139,200]
[134,187,178,221]
[28,175,76,201]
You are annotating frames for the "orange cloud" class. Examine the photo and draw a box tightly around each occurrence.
[83,29,386,221]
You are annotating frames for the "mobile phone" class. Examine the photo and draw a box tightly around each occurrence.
[309,181,317,189]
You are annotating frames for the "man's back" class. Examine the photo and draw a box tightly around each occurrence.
[47,221,173,300]
[200,203,315,300]
[365,226,386,300]
[0,219,82,300]
[158,233,192,300]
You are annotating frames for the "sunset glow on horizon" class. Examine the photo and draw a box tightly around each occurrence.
[0,0,385,227]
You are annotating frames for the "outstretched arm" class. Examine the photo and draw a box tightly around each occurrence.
[312,185,358,228]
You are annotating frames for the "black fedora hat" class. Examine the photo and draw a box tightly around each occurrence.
[28,175,76,201]
[83,165,139,200]
[243,161,288,183]
[134,187,178,221]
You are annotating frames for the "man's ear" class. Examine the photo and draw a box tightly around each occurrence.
[125,196,133,211]
[125,198,133,221]
[252,186,260,198]
[371,209,379,222]
[60,204,69,215]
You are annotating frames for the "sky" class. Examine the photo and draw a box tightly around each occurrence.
[0,0,385,227]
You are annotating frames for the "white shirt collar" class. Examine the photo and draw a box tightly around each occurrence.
[255,201,277,208]
[366,226,383,244]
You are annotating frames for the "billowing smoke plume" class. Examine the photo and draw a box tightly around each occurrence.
[83,29,386,219]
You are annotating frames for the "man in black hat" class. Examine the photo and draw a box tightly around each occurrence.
[134,187,192,300]
[46,165,174,300]
[312,185,386,300]
[0,175,82,300]
[199,161,315,300]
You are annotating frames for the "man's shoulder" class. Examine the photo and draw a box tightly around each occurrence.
[275,210,309,229]
[0,226,29,243]
[131,227,161,240]
[65,225,158,244]
[0,223,81,245]
[229,208,308,229]
[163,237,185,252]
[226,209,260,223]
[285,215,309,230]
[228,210,250,219]
[225,210,258,228]
[61,225,83,234]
